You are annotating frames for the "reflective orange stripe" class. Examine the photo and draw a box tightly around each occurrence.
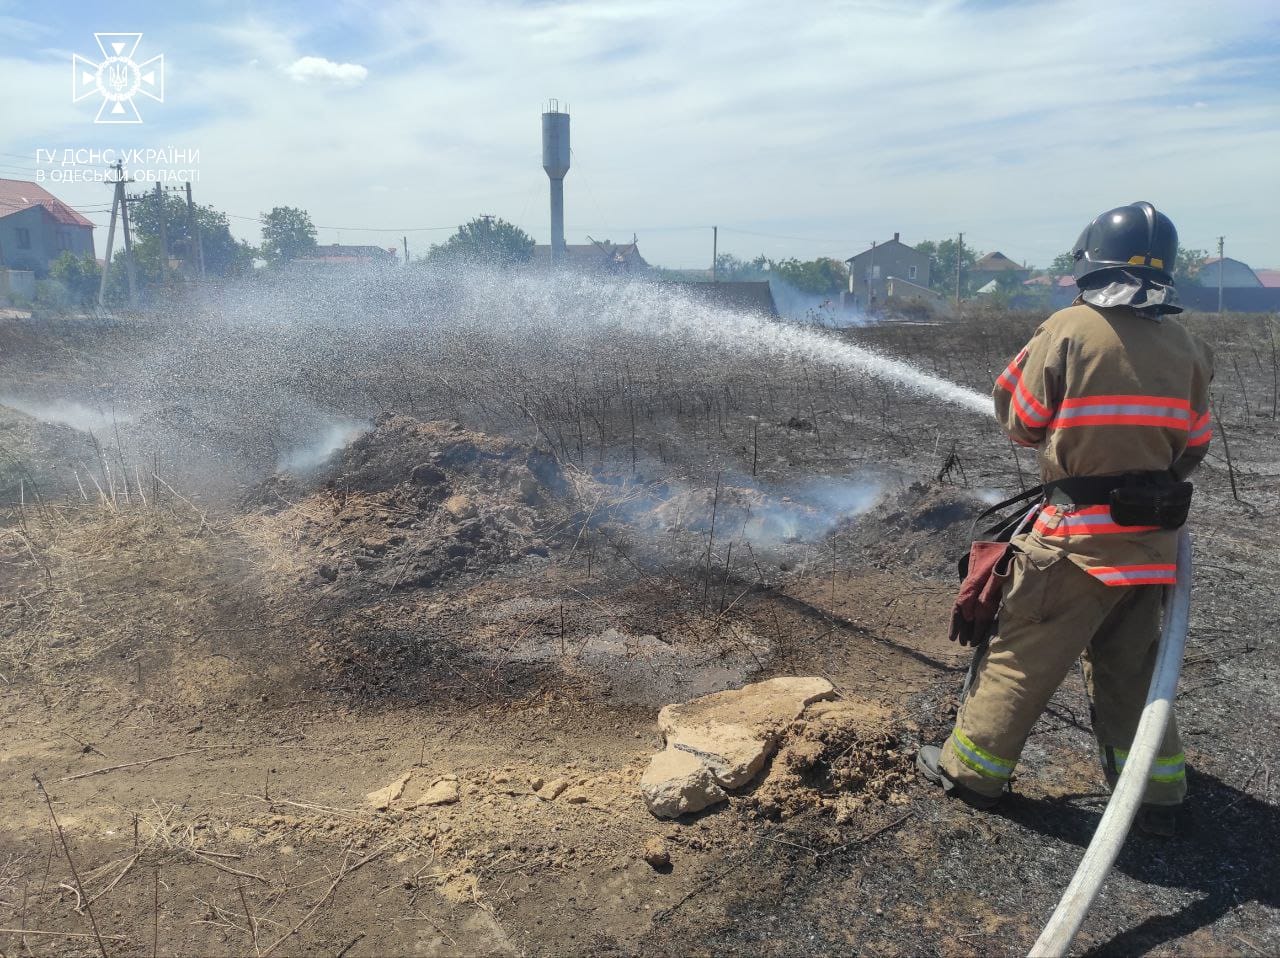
[996,360,1052,428]
[1033,504,1160,537]
[1187,409,1213,447]
[1050,394,1193,431]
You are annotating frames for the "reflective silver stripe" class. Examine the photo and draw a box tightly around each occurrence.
[950,731,1014,780]
[1056,514,1123,529]
[1054,403,1191,421]
[1012,387,1051,426]
[1089,569,1176,584]
[1188,423,1212,441]
[1108,749,1186,781]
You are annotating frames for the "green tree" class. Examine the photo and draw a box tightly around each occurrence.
[1173,247,1208,286]
[103,245,168,307]
[130,192,256,277]
[713,253,770,281]
[426,216,534,266]
[47,252,102,306]
[1049,251,1076,275]
[768,257,849,296]
[260,206,318,266]
[915,237,976,295]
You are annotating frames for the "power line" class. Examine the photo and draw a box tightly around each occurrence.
[223,212,459,232]
[718,226,851,244]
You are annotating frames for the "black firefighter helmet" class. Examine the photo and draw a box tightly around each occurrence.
[1072,201,1178,286]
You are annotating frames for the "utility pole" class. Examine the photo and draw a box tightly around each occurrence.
[869,240,877,308]
[1217,235,1225,316]
[154,182,168,286]
[119,186,138,306]
[97,161,124,306]
[955,231,964,307]
[711,225,718,282]
[185,181,205,278]
[402,235,409,266]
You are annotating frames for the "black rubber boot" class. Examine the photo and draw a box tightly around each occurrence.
[1135,804,1178,838]
[916,744,1002,810]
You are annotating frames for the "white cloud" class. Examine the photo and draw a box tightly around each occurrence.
[284,55,368,85]
[11,1,1279,270]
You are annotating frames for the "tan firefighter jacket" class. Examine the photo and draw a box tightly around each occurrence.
[994,301,1214,586]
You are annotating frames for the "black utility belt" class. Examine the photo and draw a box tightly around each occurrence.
[1046,472,1192,529]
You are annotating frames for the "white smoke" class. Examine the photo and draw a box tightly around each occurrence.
[0,395,131,434]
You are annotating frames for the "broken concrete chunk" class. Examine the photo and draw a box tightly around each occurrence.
[641,747,728,818]
[537,778,568,800]
[658,677,836,739]
[657,677,836,789]
[365,771,413,810]
[414,778,460,807]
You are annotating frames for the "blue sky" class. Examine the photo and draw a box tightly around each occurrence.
[2,0,1278,269]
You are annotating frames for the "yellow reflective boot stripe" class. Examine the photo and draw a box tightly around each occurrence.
[1105,748,1186,782]
[950,730,1015,780]
[1151,752,1186,782]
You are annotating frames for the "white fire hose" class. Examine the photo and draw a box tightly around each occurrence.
[1029,528,1193,957]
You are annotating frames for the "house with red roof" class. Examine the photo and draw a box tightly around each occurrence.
[0,178,95,275]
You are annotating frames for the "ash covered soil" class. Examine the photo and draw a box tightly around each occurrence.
[0,301,1278,957]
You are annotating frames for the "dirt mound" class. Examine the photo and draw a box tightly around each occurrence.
[246,417,571,594]
[744,700,915,823]
[0,401,98,503]
[829,480,1000,578]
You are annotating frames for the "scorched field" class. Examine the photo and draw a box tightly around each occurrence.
[1,272,1277,956]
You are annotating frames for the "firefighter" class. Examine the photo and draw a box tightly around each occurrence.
[916,202,1214,835]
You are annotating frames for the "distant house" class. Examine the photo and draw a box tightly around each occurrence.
[1199,256,1262,288]
[844,233,930,307]
[530,236,650,273]
[972,251,1030,287]
[1176,256,1280,311]
[1020,274,1078,309]
[293,244,397,268]
[0,178,95,275]
[1024,262,1280,313]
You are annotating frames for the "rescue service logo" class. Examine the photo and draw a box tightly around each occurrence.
[71,33,164,124]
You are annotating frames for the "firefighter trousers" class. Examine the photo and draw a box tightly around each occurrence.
[940,537,1187,805]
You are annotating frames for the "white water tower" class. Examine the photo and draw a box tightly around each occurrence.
[542,101,570,265]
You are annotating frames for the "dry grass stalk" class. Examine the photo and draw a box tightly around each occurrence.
[32,775,109,958]
[58,746,241,782]
[0,928,127,941]
[260,838,394,956]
